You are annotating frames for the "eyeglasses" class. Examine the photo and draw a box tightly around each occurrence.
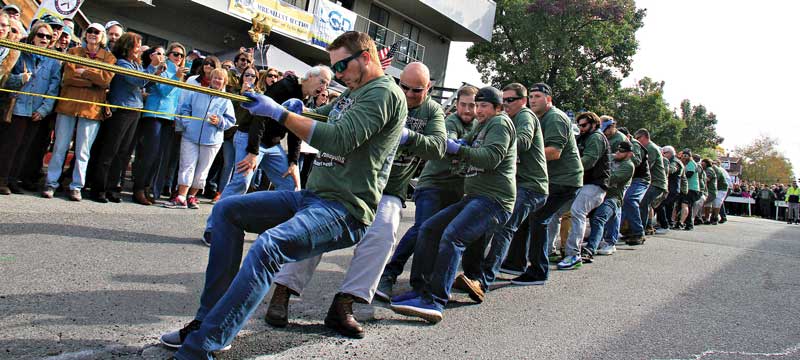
[400,83,426,94]
[502,96,522,103]
[50,25,63,31]
[243,73,257,78]
[332,50,366,73]
[86,28,101,35]
[266,73,278,78]
[238,58,252,63]
[10,28,18,34]
[169,51,184,58]
[35,32,53,40]
[153,51,164,56]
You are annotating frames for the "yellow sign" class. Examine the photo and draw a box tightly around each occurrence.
[228,0,314,42]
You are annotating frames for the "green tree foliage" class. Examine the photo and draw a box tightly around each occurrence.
[735,135,795,184]
[614,77,684,146]
[679,99,724,152]
[466,0,645,112]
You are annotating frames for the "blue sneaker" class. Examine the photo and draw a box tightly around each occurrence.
[391,290,420,303]
[390,296,443,324]
[557,254,583,270]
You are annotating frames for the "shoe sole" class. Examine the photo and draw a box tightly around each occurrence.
[453,275,484,303]
[390,304,442,324]
[159,335,233,351]
[323,317,365,338]
[498,267,524,276]
[557,262,582,270]
[596,250,614,255]
[510,279,546,286]
[374,289,391,303]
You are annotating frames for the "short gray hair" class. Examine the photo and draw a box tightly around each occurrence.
[661,145,675,156]
[303,65,333,81]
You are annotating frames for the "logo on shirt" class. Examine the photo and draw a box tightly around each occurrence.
[393,114,429,168]
[314,95,355,168]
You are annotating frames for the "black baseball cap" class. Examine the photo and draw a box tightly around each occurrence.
[617,141,633,153]
[529,83,552,96]
[475,86,503,106]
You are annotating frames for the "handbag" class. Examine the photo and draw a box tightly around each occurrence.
[2,61,28,123]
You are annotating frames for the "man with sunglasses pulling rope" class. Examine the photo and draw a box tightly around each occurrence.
[159,31,406,359]
[265,61,445,338]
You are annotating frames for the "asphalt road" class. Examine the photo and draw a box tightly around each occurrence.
[1,192,799,360]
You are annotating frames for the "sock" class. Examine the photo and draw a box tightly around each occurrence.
[177,195,186,202]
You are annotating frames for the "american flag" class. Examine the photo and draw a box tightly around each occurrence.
[378,42,399,70]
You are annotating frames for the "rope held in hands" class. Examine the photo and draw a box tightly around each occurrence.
[0,38,328,121]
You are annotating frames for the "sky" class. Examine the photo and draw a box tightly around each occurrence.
[445,0,800,179]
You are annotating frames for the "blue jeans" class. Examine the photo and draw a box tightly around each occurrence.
[381,187,463,282]
[408,195,510,307]
[175,190,366,360]
[521,185,579,282]
[585,198,619,253]
[132,117,164,191]
[640,186,665,229]
[46,114,101,190]
[462,187,547,289]
[217,139,235,193]
[622,178,649,236]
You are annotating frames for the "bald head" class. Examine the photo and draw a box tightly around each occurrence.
[399,62,430,108]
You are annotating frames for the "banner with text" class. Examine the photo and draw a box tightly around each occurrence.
[228,0,314,42]
[311,0,357,48]
[35,0,85,21]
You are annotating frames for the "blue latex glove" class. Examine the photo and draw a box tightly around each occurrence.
[446,139,461,154]
[241,92,288,122]
[399,128,409,145]
[456,139,469,146]
[282,98,304,115]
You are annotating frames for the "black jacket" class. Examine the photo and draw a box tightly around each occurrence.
[238,74,303,164]
[576,130,611,190]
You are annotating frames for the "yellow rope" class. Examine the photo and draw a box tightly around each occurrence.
[0,87,206,120]
[0,38,329,121]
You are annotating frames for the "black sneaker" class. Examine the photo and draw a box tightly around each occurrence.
[580,248,594,263]
[159,320,233,351]
[510,273,546,286]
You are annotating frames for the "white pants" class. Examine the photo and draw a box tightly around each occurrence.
[565,184,606,256]
[273,195,403,302]
[177,138,222,189]
[713,190,727,208]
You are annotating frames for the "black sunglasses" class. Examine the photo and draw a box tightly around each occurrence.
[169,51,184,58]
[35,32,53,40]
[266,73,278,78]
[400,83,426,94]
[86,28,101,35]
[503,96,522,103]
[332,50,366,73]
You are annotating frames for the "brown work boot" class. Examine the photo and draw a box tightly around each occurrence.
[265,284,292,327]
[133,190,152,206]
[324,293,364,339]
[0,179,10,195]
[453,273,485,303]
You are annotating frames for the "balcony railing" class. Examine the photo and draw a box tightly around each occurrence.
[353,15,425,65]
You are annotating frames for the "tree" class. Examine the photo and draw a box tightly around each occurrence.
[735,135,795,184]
[679,99,724,152]
[614,77,684,146]
[466,0,645,112]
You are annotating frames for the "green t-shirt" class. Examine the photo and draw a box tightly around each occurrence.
[540,106,583,188]
[677,160,688,194]
[698,165,707,194]
[511,108,548,194]
[606,158,634,204]
[607,131,629,154]
[455,113,517,212]
[417,113,474,191]
[646,142,667,191]
[713,165,729,191]
[705,166,717,194]
[308,75,407,225]
[382,97,446,200]
[686,159,699,191]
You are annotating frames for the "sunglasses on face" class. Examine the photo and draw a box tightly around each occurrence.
[238,58,251,63]
[243,73,257,78]
[86,28,101,35]
[266,73,278,78]
[400,83,426,94]
[50,25,63,31]
[153,51,164,56]
[169,51,184,58]
[503,96,522,103]
[35,32,53,40]
[332,50,366,73]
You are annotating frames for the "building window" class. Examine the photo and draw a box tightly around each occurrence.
[398,21,420,63]
[368,4,390,47]
[283,0,309,11]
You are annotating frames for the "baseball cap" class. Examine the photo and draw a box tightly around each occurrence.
[529,83,552,96]
[617,141,633,153]
[104,20,123,30]
[40,14,64,28]
[600,117,616,132]
[87,23,105,33]
[61,26,74,38]
[3,5,20,13]
[475,86,503,106]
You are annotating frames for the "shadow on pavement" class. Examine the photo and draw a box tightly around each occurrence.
[0,222,201,245]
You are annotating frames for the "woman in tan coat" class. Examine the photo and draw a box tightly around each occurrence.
[41,23,116,201]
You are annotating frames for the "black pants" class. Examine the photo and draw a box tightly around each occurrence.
[657,191,679,228]
[18,114,54,186]
[92,109,140,194]
[0,115,38,182]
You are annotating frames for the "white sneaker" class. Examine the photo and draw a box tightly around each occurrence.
[596,243,616,255]
[654,228,669,235]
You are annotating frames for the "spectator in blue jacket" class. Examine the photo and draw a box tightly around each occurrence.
[131,42,190,205]
[0,22,61,195]
[163,68,235,210]
[91,32,154,203]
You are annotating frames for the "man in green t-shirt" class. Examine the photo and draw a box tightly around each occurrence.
[633,129,667,236]
[376,86,477,302]
[676,149,700,230]
[585,141,635,256]
[701,158,718,224]
[510,83,584,286]
[457,83,549,300]
[391,86,515,324]
[656,146,682,231]
[693,154,708,225]
[712,159,731,223]
[266,62,445,338]
[161,32,407,356]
